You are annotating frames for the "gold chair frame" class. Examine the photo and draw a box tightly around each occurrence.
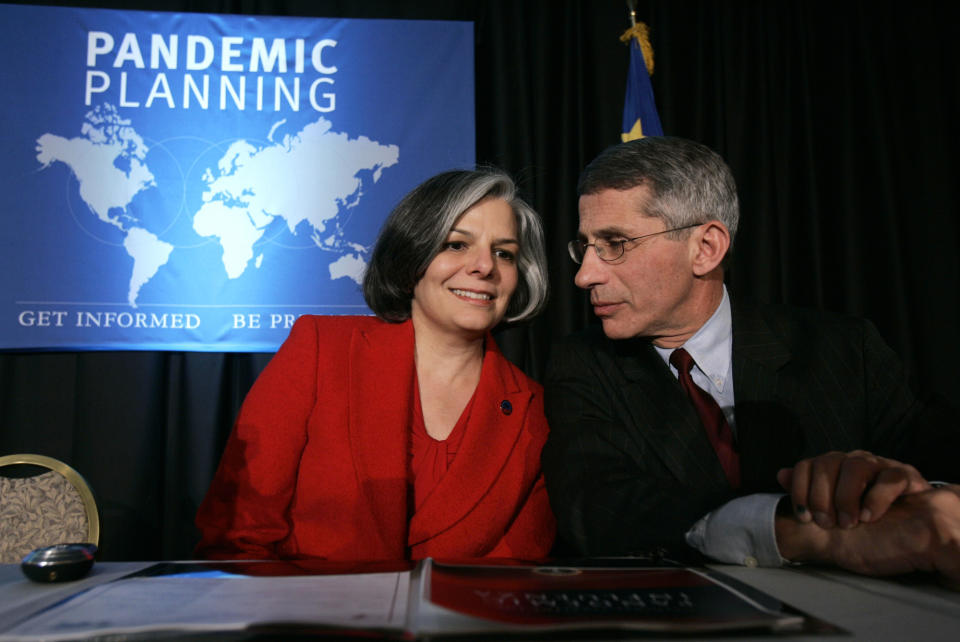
[0,454,100,546]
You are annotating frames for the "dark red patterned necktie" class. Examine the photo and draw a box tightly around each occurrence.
[670,347,741,488]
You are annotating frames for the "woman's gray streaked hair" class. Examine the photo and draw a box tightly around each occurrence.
[577,137,739,245]
[363,168,548,324]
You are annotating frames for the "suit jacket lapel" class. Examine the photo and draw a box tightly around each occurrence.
[619,339,730,493]
[731,305,799,490]
[348,320,415,557]
[408,337,528,548]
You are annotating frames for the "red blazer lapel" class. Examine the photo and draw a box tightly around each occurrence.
[408,337,531,547]
[347,319,415,557]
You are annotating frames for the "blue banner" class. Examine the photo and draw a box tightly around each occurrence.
[0,4,475,351]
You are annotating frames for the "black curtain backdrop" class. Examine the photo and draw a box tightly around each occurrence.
[1,0,957,560]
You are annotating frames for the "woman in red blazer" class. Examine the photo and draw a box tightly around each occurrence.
[195,169,555,561]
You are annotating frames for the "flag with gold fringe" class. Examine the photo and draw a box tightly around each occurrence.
[620,21,663,141]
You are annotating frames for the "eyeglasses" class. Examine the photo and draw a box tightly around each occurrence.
[567,223,702,264]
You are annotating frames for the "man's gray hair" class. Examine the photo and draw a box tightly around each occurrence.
[578,137,739,245]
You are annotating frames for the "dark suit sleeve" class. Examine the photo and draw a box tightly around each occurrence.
[734,307,959,483]
[541,336,729,558]
[857,319,960,481]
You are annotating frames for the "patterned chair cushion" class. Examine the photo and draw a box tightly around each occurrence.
[0,470,90,564]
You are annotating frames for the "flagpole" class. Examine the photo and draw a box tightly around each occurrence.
[619,0,664,139]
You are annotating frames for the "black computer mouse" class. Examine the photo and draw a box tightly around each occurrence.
[21,543,97,583]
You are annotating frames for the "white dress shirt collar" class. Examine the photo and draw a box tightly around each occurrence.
[654,285,732,396]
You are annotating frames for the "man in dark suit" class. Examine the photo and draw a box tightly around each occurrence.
[542,137,960,581]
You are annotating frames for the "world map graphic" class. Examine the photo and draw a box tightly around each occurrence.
[34,104,400,308]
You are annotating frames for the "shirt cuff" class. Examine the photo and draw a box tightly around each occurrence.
[684,493,785,567]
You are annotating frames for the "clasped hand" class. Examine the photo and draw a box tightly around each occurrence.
[777,449,929,528]
[776,450,960,585]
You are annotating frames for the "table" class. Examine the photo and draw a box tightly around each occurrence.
[0,561,149,633]
[716,564,960,640]
[2,561,959,640]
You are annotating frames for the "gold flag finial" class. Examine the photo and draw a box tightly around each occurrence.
[619,0,654,77]
[620,23,655,76]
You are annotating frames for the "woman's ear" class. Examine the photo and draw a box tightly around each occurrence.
[691,221,730,277]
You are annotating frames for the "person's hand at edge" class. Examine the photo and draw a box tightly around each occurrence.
[775,484,960,586]
[776,450,929,529]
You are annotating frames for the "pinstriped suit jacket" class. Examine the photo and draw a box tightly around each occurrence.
[542,303,958,558]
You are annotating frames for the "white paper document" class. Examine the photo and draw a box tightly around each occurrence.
[1,571,409,640]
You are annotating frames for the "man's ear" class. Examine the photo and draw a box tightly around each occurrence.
[691,221,730,276]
